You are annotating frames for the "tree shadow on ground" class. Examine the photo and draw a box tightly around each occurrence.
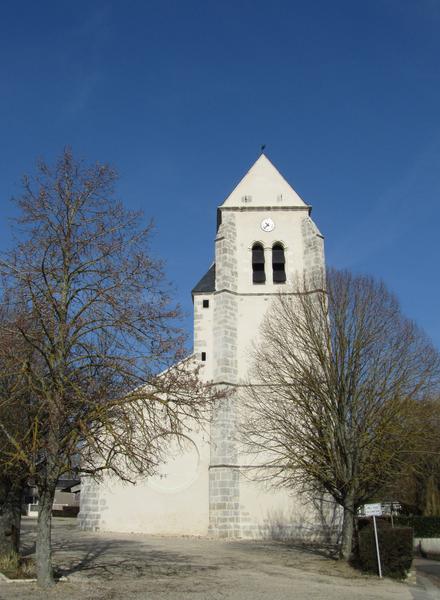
[53,540,219,581]
[21,521,219,581]
[224,539,364,581]
[228,538,338,560]
[19,517,352,583]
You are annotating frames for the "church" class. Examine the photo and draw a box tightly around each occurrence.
[79,154,326,539]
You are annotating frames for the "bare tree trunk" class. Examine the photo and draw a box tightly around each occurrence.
[0,475,23,555]
[339,498,354,561]
[36,483,56,588]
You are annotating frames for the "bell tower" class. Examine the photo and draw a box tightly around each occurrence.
[192,154,325,538]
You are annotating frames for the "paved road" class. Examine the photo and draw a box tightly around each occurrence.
[0,518,437,600]
[414,558,440,599]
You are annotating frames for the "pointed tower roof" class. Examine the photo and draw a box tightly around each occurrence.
[220,154,308,209]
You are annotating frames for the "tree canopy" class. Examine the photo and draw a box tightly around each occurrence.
[242,269,440,559]
[0,149,217,586]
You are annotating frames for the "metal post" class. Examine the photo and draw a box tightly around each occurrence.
[372,516,382,578]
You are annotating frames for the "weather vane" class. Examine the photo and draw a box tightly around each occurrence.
[260,144,266,154]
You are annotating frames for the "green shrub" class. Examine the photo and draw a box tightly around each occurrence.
[358,525,413,579]
[394,516,440,538]
[357,517,390,531]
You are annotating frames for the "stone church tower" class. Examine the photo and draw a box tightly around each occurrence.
[79,154,325,537]
[192,153,324,538]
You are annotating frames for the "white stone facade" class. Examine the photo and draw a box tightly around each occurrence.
[79,155,327,539]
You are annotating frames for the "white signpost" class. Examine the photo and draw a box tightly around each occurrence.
[363,503,383,578]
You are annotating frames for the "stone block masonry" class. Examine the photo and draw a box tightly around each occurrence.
[215,213,238,293]
[209,211,243,537]
[208,466,241,538]
[301,216,325,283]
[78,476,107,531]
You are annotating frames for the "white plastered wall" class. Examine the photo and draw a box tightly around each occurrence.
[94,425,210,535]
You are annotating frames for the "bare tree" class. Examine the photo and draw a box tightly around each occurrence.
[242,269,440,561]
[0,302,34,556]
[0,149,218,587]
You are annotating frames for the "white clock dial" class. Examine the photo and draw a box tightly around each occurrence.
[261,218,275,232]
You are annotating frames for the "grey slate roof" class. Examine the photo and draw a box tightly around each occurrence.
[192,263,215,295]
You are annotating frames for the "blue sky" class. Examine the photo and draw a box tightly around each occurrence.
[1,0,439,348]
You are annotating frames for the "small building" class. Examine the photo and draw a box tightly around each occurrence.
[24,478,80,517]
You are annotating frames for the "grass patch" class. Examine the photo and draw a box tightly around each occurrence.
[0,551,36,579]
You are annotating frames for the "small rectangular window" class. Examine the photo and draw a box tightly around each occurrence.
[203,299,209,308]
[201,352,206,361]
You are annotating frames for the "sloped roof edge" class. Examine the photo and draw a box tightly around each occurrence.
[192,263,215,295]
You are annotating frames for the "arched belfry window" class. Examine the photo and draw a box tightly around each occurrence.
[252,243,265,284]
[272,243,286,284]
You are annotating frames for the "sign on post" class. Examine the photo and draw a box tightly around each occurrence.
[363,504,383,578]
[364,503,382,517]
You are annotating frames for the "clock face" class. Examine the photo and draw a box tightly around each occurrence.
[261,218,275,232]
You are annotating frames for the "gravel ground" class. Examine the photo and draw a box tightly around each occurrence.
[0,518,435,600]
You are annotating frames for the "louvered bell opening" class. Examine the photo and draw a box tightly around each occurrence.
[253,265,266,284]
[273,264,286,283]
[272,245,285,264]
[252,244,266,284]
[272,243,286,284]
[252,245,265,264]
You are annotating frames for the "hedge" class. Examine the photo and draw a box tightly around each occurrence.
[358,525,413,579]
[394,516,440,538]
